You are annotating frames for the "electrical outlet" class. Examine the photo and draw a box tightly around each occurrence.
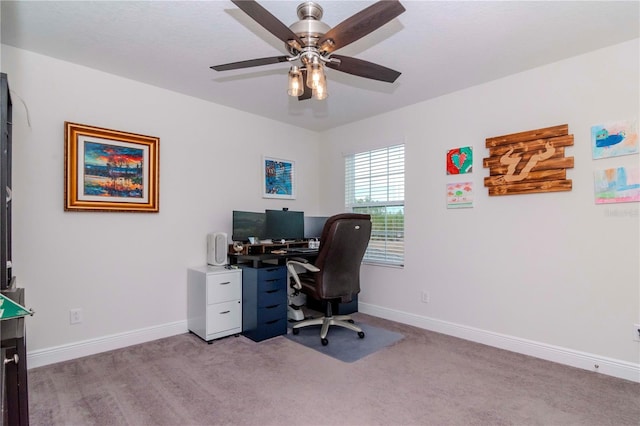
[421,291,430,303]
[634,324,640,342]
[69,308,83,325]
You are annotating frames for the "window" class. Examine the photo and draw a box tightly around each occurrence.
[345,144,404,266]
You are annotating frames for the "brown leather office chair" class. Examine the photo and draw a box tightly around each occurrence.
[287,213,372,346]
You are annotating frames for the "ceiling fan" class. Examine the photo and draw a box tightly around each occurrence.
[211,0,405,100]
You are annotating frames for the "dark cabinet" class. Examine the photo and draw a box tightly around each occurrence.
[240,265,288,342]
[1,73,12,291]
[1,73,29,425]
[1,288,28,426]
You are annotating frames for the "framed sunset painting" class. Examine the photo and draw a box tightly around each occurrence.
[64,122,159,212]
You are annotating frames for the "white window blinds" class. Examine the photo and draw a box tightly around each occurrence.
[345,144,405,266]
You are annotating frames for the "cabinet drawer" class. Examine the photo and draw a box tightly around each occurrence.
[259,277,286,293]
[255,317,287,341]
[256,266,286,282]
[206,300,242,335]
[207,273,242,304]
[258,288,286,307]
[257,303,286,323]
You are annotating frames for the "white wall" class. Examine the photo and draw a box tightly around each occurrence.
[320,39,640,377]
[1,45,321,357]
[1,39,639,381]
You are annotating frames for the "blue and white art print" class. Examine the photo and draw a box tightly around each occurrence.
[263,156,295,199]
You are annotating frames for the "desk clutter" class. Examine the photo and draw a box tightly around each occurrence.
[229,240,311,256]
[189,210,363,345]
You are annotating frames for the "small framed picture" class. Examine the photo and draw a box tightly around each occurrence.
[446,146,473,175]
[64,122,160,212]
[262,156,295,199]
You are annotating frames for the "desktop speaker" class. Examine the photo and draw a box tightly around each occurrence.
[207,232,228,266]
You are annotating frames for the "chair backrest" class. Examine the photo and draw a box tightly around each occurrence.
[313,213,372,303]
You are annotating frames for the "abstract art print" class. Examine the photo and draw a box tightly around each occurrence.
[591,119,638,159]
[594,166,640,204]
[263,156,295,199]
[446,146,473,175]
[64,122,159,212]
[447,182,473,208]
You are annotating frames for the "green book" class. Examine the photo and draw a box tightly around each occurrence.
[0,293,32,321]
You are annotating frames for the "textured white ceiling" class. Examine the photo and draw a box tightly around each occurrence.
[2,1,639,132]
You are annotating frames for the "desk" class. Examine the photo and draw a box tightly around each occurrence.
[228,250,317,268]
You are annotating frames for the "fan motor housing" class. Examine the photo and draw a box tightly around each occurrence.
[289,2,331,48]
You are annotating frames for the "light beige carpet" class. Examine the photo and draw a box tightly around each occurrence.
[28,313,640,425]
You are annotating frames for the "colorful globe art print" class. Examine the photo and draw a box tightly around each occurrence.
[446,146,473,175]
[263,157,295,199]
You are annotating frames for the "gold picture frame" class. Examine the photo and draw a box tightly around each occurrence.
[64,122,160,212]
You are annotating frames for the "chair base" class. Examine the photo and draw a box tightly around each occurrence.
[291,312,365,345]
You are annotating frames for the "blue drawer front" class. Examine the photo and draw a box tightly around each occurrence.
[256,266,286,282]
[247,317,287,342]
[258,288,286,307]
[257,303,287,323]
[260,277,285,292]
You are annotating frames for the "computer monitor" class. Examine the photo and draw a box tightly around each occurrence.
[304,216,328,239]
[265,210,304,241]
[232,210,266,242]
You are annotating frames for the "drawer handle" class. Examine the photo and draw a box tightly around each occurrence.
[265,279,279,283]
[266,268,279,272]
[265,304,278,309]
[265,319,279,325]
[219,310,231,314]
[219,281,231,285]
[265,289,279,294]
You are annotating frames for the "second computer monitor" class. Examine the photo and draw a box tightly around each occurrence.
[304,216,328,239]
[265,210,304,241]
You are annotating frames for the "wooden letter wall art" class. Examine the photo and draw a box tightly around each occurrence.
[483,124,574,196]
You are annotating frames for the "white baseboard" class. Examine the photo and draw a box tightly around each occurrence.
[27,320,188,369]
[359,302,640,383]
[27,308,640,383]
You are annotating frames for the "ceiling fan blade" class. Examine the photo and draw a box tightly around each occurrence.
[211,56,289,71]
[326,55,401,83]
[317,0,406,53]
[232,0,304,47]
[298,69,312,101]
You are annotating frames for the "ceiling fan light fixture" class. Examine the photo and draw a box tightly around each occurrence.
[306,55,324,90]
[313,73,328,100]
[287,66,304,97]
[211,1,405,102]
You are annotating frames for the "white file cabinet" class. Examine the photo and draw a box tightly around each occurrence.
[187,266,242,343]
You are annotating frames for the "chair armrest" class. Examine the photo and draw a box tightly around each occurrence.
[286,260,320,290]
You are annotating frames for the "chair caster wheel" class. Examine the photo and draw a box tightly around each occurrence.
[321,338,329,346]
[358,331,365,339]
[292,328,299,335]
